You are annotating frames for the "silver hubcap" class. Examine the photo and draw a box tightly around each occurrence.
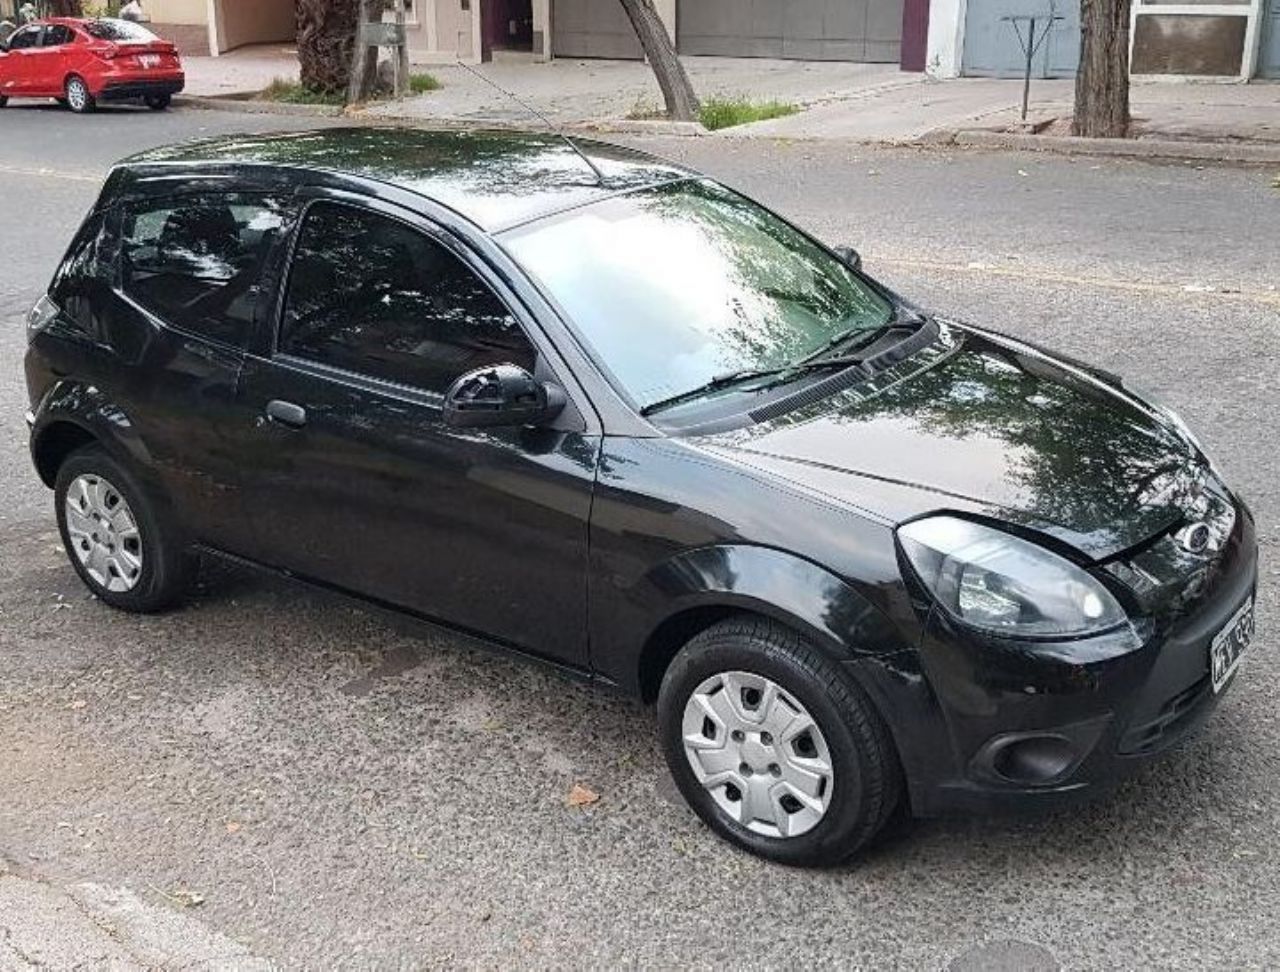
[67,80,87,110]
[64,474,143,593]
[682,671,835,838]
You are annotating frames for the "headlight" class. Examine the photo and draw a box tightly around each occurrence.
[898,516,1126,638]
[26,294,59,342]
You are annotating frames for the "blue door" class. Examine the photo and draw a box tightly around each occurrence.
[1262,0,1280,77]
[962,0,1080,77]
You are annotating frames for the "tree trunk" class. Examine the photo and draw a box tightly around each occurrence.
[296,0,361,95]
[347,0,384,104]
[1073,0,1131,137]
[617,0,699,122]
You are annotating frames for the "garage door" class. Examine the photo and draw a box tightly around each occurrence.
[552,0,643,58]
[678,0,904,63]
[961,0,1079,77]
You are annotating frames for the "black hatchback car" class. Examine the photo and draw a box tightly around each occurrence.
[24,129,1258,866]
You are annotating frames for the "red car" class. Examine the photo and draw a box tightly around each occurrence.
[0,17,184,113]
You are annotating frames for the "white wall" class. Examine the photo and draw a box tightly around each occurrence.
[925,0,965,77]
[211,0,294,53]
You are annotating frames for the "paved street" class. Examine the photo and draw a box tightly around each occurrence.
[0,106,1277,968]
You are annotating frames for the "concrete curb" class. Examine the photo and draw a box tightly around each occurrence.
[175,94,344,117]
[946,129,1280,165]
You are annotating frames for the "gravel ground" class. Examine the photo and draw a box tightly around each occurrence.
[0,106,1277,969]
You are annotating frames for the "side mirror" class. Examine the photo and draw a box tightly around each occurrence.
[443,363,566,429]
[834,245,862,273]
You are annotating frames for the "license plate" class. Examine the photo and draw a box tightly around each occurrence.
[138,54,160,69]
[1210,598,1255,693]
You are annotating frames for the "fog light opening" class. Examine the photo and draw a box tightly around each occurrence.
[989,735,1077,786]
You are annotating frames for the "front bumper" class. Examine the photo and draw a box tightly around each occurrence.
[895,494,1258,817]
[98,76,185,102]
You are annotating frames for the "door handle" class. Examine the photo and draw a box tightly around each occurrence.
[265,399,307,428]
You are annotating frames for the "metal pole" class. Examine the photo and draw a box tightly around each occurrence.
[1021,16,1035,122]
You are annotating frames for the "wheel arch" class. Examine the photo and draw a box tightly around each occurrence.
[31,419,99,487]
[30,382,157,488]
[632,544,910,705]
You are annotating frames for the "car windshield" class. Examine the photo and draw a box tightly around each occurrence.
[84,18,158,42]
[502,179,892,411]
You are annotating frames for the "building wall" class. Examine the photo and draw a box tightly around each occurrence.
[146,0,209,27]
[211,0,294,53]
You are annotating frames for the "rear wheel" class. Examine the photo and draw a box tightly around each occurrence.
[144,93,171,110]
[54,445,190,612]
[0,96,8,108]
[658,617,902,867]
[64,75,95,114]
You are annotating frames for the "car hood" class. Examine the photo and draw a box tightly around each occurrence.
[701,322,1206,561]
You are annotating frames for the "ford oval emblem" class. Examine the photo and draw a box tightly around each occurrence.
[1176,522,1213,555]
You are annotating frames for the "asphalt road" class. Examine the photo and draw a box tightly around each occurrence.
[1,104,1277,969]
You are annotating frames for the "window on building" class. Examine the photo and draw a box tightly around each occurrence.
[120,193,295,348]
[279,202,534,394]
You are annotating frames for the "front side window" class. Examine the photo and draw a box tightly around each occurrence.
[8,26,43,49]
[120,193,294,348]
[502,179,893,411]
[279,202,534,394]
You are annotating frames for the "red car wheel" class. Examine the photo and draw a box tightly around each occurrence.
[64,75,95,114]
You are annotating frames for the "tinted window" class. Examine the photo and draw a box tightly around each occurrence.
[43,25,74,46]
[280,202,534,393]
[8,26,42,49]
[84,19,158,42]
[121,193,294,348]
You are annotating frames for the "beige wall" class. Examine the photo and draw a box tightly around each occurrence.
[211,0,294,53]
[146,0,209,27]
[402,0,478,62]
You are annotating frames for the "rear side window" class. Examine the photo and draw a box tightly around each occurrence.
[43,25,74,46]
[120,193,295,348]
[279,202,535,393]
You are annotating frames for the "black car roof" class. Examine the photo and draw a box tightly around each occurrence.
[122,127,692,232]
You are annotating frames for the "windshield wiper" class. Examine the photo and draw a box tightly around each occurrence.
[640,320,921,417]
[640,354,870,416]
[796,322,900,365]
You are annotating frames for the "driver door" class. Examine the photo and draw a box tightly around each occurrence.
[232,196,599,668]
[1,25,43,96]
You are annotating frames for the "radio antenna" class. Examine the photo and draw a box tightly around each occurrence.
[454,60,608,186]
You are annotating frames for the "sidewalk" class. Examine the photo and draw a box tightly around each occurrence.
[365,56,911,125]
[179,47,1280,159]
[182,44,300,98]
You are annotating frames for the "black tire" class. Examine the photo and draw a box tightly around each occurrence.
[0,96,8,108]
[54,444,190,613]
[144,94,171,110]
[658,617,902,867]
[64,75,95,114]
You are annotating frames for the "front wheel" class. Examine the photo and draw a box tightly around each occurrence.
[64,75,95,113]
[54,445,190,612]
[657,617,902,867]
[144,93,171,110]
[0,96,8,108]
